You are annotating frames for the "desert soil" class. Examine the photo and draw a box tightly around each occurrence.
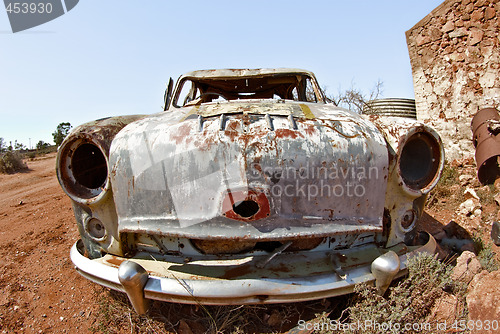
[0,153,101,333]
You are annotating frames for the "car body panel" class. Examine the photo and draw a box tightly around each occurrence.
[109,100,388,240]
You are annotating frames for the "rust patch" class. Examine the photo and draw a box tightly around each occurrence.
[222,190,271,221]
[303,124,316,136]
[223,119,242,142]
[191,239,256,255]
[226,119,240,131]
[253,162,262,174]
[105,256,126,268]
[224,130,238,142]
[275,128,303,139]
[324,209,335,219]
[286,237,324,251]
[169,123,192,144]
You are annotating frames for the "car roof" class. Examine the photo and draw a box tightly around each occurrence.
[178,68,317,80]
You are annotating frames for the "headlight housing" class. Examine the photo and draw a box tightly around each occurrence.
[57,138,110,204]
[399,131,442,193]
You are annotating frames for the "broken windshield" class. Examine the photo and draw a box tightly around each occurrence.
[173,72,323,107]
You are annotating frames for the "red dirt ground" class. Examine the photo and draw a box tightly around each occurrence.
[0,153,101,333]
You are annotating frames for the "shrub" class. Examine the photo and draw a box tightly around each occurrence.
[343,253,455,334]
[0,151,28,174]
[473,235,499,272]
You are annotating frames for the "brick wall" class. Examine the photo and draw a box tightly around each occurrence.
[406,0,500,161]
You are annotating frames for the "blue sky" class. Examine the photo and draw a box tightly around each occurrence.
[0,0,442,148]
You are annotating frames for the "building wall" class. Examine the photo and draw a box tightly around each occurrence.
[406,0,500,161]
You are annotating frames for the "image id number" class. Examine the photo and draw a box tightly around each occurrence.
[6,2,53,14]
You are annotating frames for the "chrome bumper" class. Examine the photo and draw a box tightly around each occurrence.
[70,234,436,313]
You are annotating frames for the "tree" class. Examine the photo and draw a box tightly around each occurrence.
[52,122,72,147]
[325,80,383,114]
[36,140,50,150]
[0,138,5,153]
[14,140,26,151]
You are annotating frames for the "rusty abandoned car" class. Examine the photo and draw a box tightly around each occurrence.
[56,68,444,313]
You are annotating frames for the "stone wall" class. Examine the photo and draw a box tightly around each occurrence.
[406,0,500,161]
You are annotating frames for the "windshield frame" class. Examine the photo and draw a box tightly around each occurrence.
[170,69,326,109]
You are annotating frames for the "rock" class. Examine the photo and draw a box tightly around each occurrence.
[473,208,482,217]
[457,198,481,216]
[451,251,482,283]
[485,7,496,20]
[469,269,488,290]
[450,52,465,62]
[449,27,468,38]
[416,35,431,46]
[468,28,484,45]
[471,9,484,22]
[464,187,480,200]
[442,21,455,32]
[459,174,474,186]
[427,292,458,324]
[429,27,442,41]
[474,0,488,7]
[466,270,500,334]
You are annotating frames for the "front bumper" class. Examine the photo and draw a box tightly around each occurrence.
[70,234,436,310]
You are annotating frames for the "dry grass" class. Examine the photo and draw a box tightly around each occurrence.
[91,290,335,333]
[426,165,463,209]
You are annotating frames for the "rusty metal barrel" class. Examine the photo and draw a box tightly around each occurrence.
[471,107,500,184]
[363,98,417,119]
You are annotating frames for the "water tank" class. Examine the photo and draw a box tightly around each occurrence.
[363,98,417,119]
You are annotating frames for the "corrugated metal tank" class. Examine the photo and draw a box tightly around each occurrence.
[363,98,417,119]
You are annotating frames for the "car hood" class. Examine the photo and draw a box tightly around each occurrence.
[109,100,388,240]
